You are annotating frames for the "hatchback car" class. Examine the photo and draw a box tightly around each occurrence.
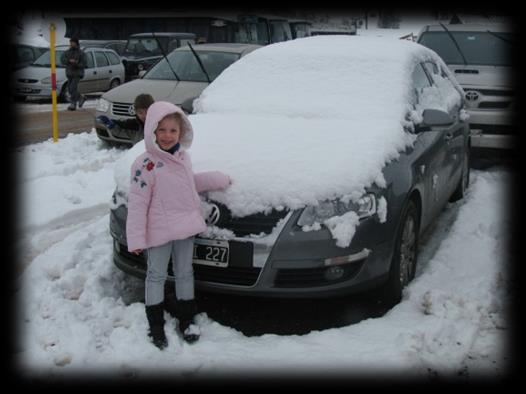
[13,45,125,102]
[95,43,261,145]
[417,23,515,151]
[110,36,470,305]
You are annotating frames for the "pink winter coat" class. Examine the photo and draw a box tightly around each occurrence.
[126,101,230,252]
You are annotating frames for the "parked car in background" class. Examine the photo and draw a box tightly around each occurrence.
[121,32,196,81]
[80,39,127,56]
[11,43,48,71]
[13,45,125,102]
[109,36,470,305]
[95,42,261,145]
[417,23,515,152]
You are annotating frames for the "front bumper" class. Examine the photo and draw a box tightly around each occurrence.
[110,209,394,298]
[95,122,138,145]
[467,108,516,150]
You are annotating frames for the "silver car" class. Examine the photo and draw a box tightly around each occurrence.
[94,43,261,145]
[417,23,515,151]
[13,45,125,102]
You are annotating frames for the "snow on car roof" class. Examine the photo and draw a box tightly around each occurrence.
[115,35,451,217]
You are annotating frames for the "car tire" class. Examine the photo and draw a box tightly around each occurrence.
[59,83,70,103]
[378,199,419,307]
[449,150,470,203]
[109,78,120,91]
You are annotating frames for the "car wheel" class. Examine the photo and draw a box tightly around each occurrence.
[449,150,470,202]
[59,83,70,103]
[379,199,419,307]
[109,79,120,90]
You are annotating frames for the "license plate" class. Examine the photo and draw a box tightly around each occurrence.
[18,87,33,93]
[193,239,229,267]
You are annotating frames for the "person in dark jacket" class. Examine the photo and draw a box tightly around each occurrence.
[97,93,154,143]
[60,37,87,111]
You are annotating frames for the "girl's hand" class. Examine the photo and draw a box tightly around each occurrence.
[132,249,143,255]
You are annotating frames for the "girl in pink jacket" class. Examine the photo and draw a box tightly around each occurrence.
[126,101,230,348]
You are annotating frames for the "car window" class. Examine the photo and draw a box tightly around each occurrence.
[34,50,66,68]
[17,46,35,62]
[145,50,240,82]
[85,51,94,68]
[409,63,432,106]
[105,51,121,65]
[107,42,126,56]
[125,37,161,56]
[418,31,513,66]
[94,51,109,67]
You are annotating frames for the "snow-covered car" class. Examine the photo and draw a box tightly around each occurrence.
[13,45,125,102]
[94,42,261,145]
[417,23,515,151]
[109,35,470,304]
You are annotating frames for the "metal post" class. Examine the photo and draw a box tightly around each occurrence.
[49,23,59,142]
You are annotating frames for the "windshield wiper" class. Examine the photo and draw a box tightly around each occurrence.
[151,33,180,81]
[187,42,211,83]
[486,30,515,45]
[439,22,468,66]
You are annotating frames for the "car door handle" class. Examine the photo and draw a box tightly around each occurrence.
[109,70,112,73]
[93,71,97,75]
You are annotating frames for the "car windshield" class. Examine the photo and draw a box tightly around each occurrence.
[144,50,240,82]
[418,31,514,66]
[32,49,66,67]
[124,37,162,56]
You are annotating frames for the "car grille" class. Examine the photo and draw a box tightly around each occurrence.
[17,78,38,83]
[117,246,261,286]
[470,123,515,135]
[210,202,289,237]
[112,102,134,116]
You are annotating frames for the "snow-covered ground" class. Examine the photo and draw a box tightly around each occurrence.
[13,13,514,382]
[14,131,513,381]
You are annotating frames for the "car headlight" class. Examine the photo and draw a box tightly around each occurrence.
[297,193,377,227]
[97,98,111,112]
[41,77,51,84]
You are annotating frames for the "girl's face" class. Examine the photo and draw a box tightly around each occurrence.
[155,116,181,151]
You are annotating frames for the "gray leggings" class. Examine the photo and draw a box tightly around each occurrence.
[145,237,195,306]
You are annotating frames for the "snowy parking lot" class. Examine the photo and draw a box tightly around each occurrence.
[12,13,515,383]
[13,130,513,381]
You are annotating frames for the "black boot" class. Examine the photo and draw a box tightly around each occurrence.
[175,299,201,343]
[145,303,168,349]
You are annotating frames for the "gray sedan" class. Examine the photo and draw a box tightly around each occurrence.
[110,36,470,306]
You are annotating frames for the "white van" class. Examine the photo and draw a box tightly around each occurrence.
[417,23,515,151]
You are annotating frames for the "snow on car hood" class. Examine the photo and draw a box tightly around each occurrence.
[114,36,446,217]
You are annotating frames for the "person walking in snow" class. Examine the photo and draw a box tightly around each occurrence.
[97,93,154,143]
[126,101,231,349]
[60,36,87,111]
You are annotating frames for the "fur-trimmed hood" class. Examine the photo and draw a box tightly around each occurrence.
[143,101,193,155]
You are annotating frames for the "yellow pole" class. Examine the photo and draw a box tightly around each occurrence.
[49,23,59,142]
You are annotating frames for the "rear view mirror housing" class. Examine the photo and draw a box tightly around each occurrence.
[415,109,454,133]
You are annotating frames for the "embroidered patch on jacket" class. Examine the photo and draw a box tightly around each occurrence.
[132,158,156,188]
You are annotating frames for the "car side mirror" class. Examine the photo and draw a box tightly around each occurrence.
[138,70,147,78]
[415,109,454,133]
